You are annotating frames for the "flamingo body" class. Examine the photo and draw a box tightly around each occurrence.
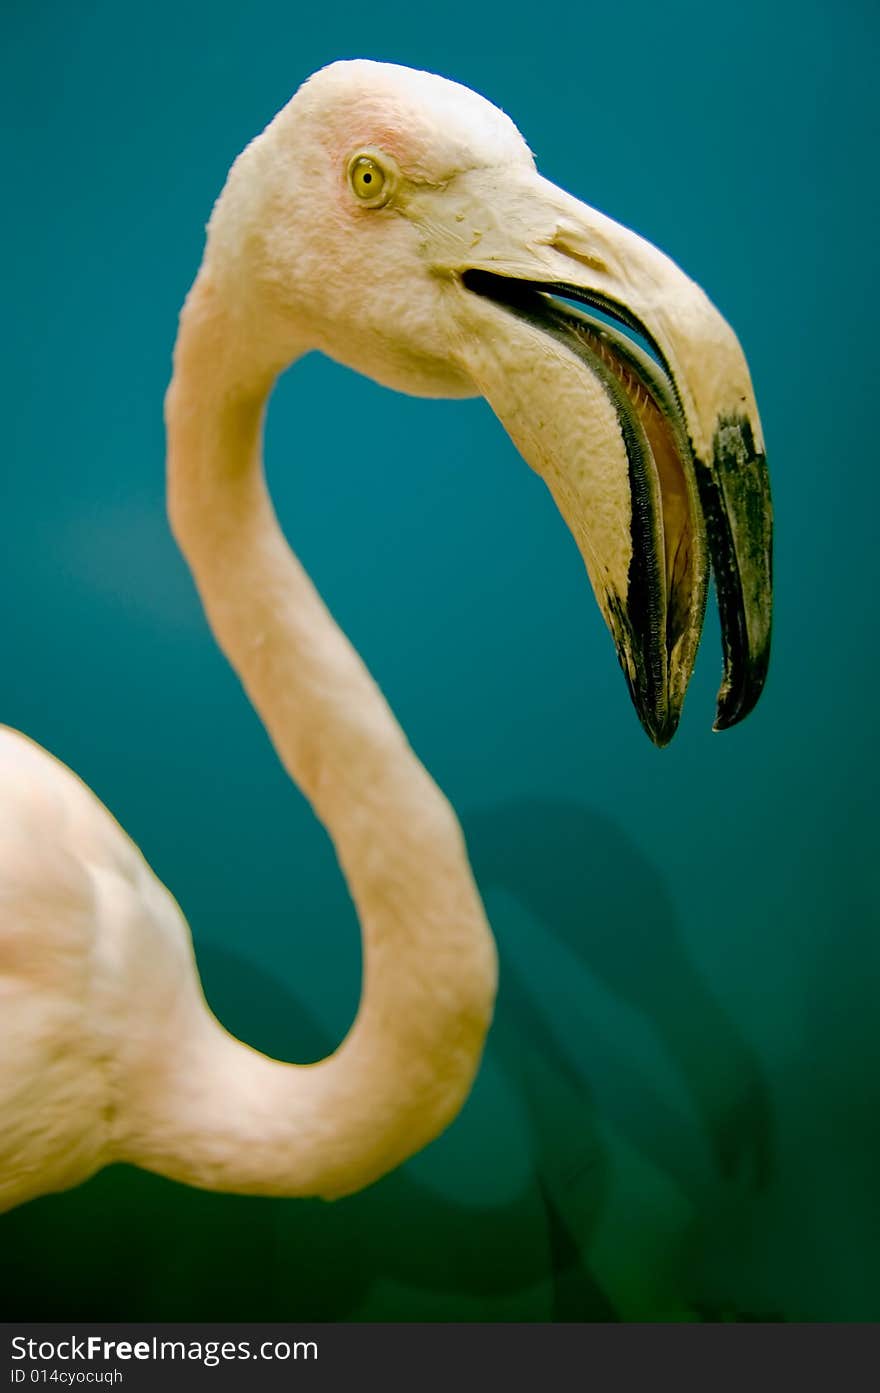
[0,60,771,1212]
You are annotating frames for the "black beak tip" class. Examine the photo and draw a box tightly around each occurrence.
[651,723,676,749]
[713,698,746,733]
[713,707,743,734]
[642,708,681,749]
[712,647,771,732]
[699,414,773,736]
[620,669,681,747]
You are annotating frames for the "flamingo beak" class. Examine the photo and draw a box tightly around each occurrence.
[427,168,772,745]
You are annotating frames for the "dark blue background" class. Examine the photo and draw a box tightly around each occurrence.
[2,0,877,1319]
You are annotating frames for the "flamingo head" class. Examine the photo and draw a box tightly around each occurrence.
[205,59,772,746]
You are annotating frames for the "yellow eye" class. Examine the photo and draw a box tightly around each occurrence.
[349,155,388,204]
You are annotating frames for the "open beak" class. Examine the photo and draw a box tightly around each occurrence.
[425,168,772,745]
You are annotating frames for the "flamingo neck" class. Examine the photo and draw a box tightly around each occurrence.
[132,272,495,1199]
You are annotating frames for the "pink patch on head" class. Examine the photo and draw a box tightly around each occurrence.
[297,60,533,188]
[321,95,440,180]
[360,119,413,169]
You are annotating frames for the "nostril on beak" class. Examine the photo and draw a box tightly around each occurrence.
[550,233,609,277]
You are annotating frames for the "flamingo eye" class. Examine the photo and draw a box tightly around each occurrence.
[348,155,391,206]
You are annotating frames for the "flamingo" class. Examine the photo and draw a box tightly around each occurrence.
[0,59,772,1213]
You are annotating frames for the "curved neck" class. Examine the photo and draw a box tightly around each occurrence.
[136,274,496,1198]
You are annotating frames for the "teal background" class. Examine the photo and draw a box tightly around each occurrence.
[2,0,877,1321]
